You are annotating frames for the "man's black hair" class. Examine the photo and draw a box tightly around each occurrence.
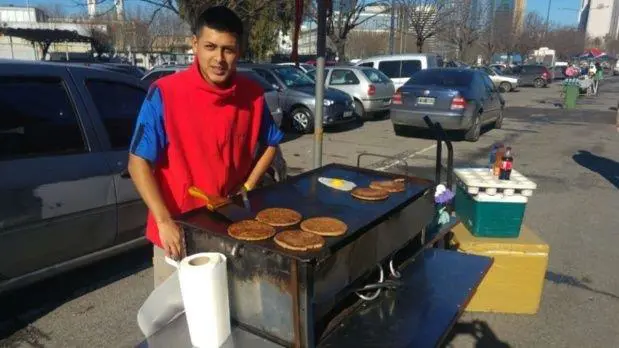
[192,6,243,39]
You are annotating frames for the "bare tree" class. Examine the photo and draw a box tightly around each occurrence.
[514,12,545,59]
[146,10,189,51]
[397,0,451,53]
[307,0,389,62]
[347,31,390,58]
[440,0,491,62]
[87,25,114,57]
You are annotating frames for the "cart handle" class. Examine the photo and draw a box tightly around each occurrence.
[422,116,454,188]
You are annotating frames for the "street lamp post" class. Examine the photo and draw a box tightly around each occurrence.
[545,0,552,37]
[313,0,328,169]
[388,0,395,55]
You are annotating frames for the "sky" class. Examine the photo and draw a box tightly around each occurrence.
[1,0,584,26]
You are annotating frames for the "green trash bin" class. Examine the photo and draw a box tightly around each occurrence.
[563,82,579,109]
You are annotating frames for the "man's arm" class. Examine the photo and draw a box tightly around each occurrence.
[244,102,285,190]
[127,87,183,259]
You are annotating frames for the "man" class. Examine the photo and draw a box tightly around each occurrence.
[128,6,283,287]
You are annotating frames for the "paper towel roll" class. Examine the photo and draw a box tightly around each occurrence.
[178,253,231,348]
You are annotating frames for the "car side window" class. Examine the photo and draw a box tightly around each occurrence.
[85,80,146,149]
[329,69,360,85]
[378,60,401,78]
[0,77,87,160]
[255,69,280,87]
[144,70,174,85]
[401,60,422,77]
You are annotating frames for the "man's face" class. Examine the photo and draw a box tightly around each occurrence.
[192,27,239,86]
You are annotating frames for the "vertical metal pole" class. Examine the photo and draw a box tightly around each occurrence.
[388,0,395,55]
[9,35,14,59]
[545,0,552,37]
[313,0,328,169]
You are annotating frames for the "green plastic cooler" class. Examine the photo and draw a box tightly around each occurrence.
[453,168,537,238]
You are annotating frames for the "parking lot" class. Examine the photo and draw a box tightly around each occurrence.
[1,79,618,348]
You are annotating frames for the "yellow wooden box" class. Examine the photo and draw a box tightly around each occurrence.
[451,223,549,314]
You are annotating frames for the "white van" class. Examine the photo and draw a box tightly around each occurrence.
[355,53,443,90]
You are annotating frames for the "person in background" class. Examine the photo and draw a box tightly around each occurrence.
[128,5,284,287]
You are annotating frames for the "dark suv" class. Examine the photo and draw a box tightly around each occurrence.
[509,65,551,88]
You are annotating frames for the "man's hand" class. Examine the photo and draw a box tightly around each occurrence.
[157,219,183,260]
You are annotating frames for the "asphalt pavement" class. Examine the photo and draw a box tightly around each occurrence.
[1,78,618,348]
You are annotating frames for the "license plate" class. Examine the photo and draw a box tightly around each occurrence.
[343,111,353,118]
[417,97,435,105]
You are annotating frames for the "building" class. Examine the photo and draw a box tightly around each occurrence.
[579,0,590,31]
[470,0,495,29]
[583,0,619,39]
[88,0,124,20]
[0,6,105,60]
[513,0,526,32]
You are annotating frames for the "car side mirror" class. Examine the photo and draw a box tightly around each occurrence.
[272,84,281,91]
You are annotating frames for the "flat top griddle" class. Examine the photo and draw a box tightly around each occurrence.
[178,163,433,263]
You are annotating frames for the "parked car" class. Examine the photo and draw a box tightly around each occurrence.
[240,64,356,133]
[141,65,284,128]
[307,66,394,119]
[0,60,286,294]
[613,60,619,75]
[508,64,551,88]
[390,68,504,142]
[276,62,315,73]
[472,66,520,92]
[355,53,443,90]
[141,65,186,85]
[552,65,567,80]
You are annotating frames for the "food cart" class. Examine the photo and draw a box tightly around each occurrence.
[136,118,493,348]
[137,2,492,346]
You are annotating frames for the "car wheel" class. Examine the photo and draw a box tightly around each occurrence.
[499,82,512,93]
[533,78,544,88]
[494,107,504,129]
[464,114,482,142]
[290,107,314,134]
[353,100,366,119]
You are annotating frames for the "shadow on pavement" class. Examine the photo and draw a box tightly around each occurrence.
[572,150,619,189]
[442,320,511,348]
[545,271,619,300]
[0,246,152,345]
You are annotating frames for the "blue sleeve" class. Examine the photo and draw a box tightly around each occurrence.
[259,102,284,147]
[129,86,167,164]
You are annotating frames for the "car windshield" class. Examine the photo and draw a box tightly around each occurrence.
[405,70,472,87]
[273,66,315,87]
[362,68,391,83]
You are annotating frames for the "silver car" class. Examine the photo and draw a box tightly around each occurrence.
[473,66,520,93]
[241,64,356,134]
[308,66,395,119]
